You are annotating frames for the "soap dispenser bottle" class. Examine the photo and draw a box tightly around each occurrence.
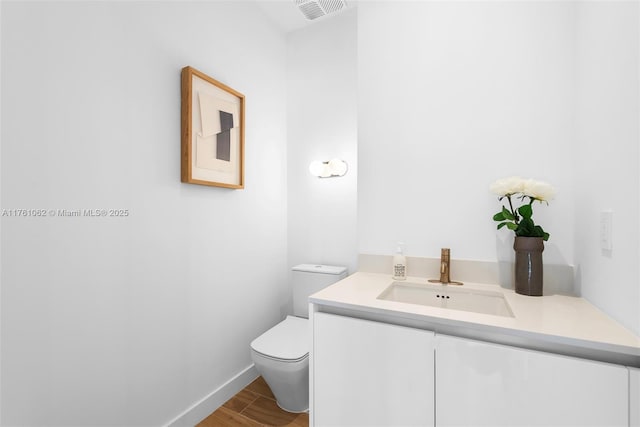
[392,242,407,280]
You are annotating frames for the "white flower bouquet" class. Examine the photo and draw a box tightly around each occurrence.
[490,176,555,241]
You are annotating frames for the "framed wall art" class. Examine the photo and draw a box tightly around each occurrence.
[181,66,245,189]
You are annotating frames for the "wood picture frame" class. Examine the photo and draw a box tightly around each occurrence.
[181,66,245,189]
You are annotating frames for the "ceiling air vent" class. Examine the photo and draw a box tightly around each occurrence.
[294,0,348,21]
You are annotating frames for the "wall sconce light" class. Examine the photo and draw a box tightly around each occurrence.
[309,159,348,178]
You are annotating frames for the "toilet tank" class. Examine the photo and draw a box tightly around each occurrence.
[292,264,347,318]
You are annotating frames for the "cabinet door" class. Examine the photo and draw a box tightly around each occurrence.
[631,367,640,427]
[312,312,435,427]
[435,334,628,426]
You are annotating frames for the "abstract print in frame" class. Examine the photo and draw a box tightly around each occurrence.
[181,66,245,189]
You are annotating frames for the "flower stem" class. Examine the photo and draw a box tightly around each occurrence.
[507,195,519,224]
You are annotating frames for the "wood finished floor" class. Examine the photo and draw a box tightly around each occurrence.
[197,376,309,427]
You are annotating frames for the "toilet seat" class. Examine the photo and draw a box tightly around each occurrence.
[250,316,308,363]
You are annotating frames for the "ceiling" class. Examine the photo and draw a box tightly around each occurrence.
[255,0,356,34]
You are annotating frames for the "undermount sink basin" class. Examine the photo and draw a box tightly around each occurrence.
[377,282,514,318]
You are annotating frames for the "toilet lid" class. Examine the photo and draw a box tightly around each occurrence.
[250,316,308,361]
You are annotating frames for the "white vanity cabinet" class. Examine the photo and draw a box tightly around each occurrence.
[311,312,632,427]
[310,272,638,426]
[312,312,435,427]
[631,367,640,427]
[435,334,629,426]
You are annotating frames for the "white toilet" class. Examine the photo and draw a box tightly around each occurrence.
[250,264,347,413]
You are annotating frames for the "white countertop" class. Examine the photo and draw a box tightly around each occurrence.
[310,272,640,366]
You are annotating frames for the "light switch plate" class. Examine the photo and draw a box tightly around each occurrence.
[600,210,613,251]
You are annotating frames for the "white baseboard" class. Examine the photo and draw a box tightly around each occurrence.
[164,364,259,427]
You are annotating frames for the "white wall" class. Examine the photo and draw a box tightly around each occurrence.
[356,1,639,335]
[1,2,288,425]
[574,1,640,335]
[357,1,576,267]
[287,9,358,274]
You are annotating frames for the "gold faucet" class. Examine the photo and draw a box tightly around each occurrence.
[429,248,463,285]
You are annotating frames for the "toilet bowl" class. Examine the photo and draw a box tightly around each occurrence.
[249,264,347,413]
[250,316,309,412]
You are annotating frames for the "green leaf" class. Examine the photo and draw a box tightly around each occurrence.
[518,204,532,219]
[506,222,518,230]
[501,206,515,221]
[493,212,505,221]
[497,222,508,229]
[516,217,534,236]
[530,225,550,241]
[533,225,544,237]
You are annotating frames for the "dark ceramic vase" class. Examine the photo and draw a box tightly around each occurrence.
[513,236,544,296]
